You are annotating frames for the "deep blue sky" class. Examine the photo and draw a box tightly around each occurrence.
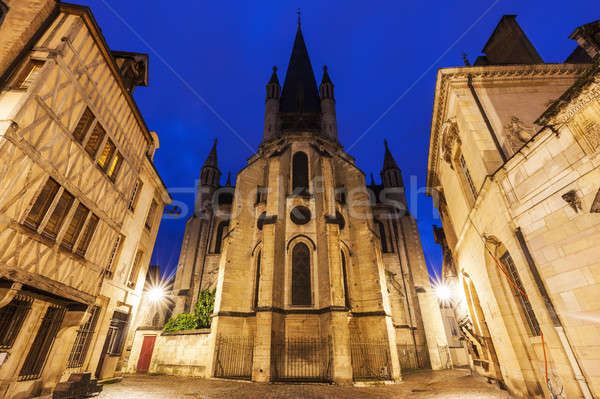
[79,1,596,278]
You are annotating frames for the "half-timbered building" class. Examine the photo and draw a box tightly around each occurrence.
[0,2,170,397]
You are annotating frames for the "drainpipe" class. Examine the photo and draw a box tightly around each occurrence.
[515,228,593,399]
[467,74,507,163]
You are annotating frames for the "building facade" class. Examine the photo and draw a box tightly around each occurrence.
[163,20,448,384]
[0,2,170,398]
[427,15,599,399]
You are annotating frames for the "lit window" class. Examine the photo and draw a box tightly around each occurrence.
[107,152,123,181]
[97,139,116,171]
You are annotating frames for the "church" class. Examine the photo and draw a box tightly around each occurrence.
[161,18,448,383]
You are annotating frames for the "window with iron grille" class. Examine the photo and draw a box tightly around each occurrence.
[106,311,129,356]
[500,252,541,336]
[19,305,65,381]
[67,306,100,368]
[0,295,33,349]
[128,179,143,211]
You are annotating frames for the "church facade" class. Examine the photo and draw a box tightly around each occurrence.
[167,21,449,383]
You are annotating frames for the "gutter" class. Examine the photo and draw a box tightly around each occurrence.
[467,74,507,163]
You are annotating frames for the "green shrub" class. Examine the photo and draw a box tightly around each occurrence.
[163,289,215,332]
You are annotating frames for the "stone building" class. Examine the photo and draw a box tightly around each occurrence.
[0,2,170,398]
[427,15,599,398]
[159,19,448,383]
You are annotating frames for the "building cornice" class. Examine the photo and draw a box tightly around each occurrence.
[427,63,591,190]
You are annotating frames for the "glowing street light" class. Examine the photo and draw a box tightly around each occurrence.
[434,282,452,303]
[147,286,166,303]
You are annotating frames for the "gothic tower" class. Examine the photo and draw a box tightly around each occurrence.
[173,18,448,383]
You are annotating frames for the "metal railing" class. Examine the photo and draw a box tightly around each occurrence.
[350,339,392,381]
[397,344,430,372]
[272,337,331,382]
[214,336,254,379]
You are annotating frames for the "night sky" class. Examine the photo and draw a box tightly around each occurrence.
[78,1,596,278]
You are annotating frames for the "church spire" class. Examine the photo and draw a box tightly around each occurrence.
[319,65,337,140]
[381,140,403,188]
[200,139,220,188]
[279,17,321,114]
[383,139,399,171]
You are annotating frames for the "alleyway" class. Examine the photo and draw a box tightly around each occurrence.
[99,369,514,398]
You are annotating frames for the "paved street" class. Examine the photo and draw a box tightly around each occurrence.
[99,369,514,398]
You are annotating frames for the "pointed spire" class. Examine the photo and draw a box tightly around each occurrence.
[203,138,218,168]
[383,139,399,170]
[370,173,375,186]
[225,171,232,186]
[268,66,279,85]
[321,65,332,85]
[279,16,321,114]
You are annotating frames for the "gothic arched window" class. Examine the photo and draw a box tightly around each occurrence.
[292,151,309,195]
[253,251,261,310]
[375,220,389,253]
[341,251,350,309]
[214,221,229,253]
[291,242,311,306]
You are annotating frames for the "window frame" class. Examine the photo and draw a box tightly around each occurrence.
[13,59,45,90]
[290,241,312,307]
[127,249,144,289]
[499,252,541,337]
[0,295,33,349]
[67,306,100,368]
[291,151,310,196]
[145,200,158,231]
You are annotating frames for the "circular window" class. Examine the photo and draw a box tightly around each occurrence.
[290,206,312,225]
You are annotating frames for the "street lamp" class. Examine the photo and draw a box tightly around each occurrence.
[434,282,452,303]
[147,286,166,303]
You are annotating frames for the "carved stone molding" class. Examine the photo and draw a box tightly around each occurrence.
[562,190,583,212]
[441,119,461,167]
[504,116,534,152]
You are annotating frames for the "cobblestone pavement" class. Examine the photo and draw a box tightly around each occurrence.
[98,369,514,398]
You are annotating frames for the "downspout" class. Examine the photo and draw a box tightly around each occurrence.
[515,228,593,399]
[467,74,507,163]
